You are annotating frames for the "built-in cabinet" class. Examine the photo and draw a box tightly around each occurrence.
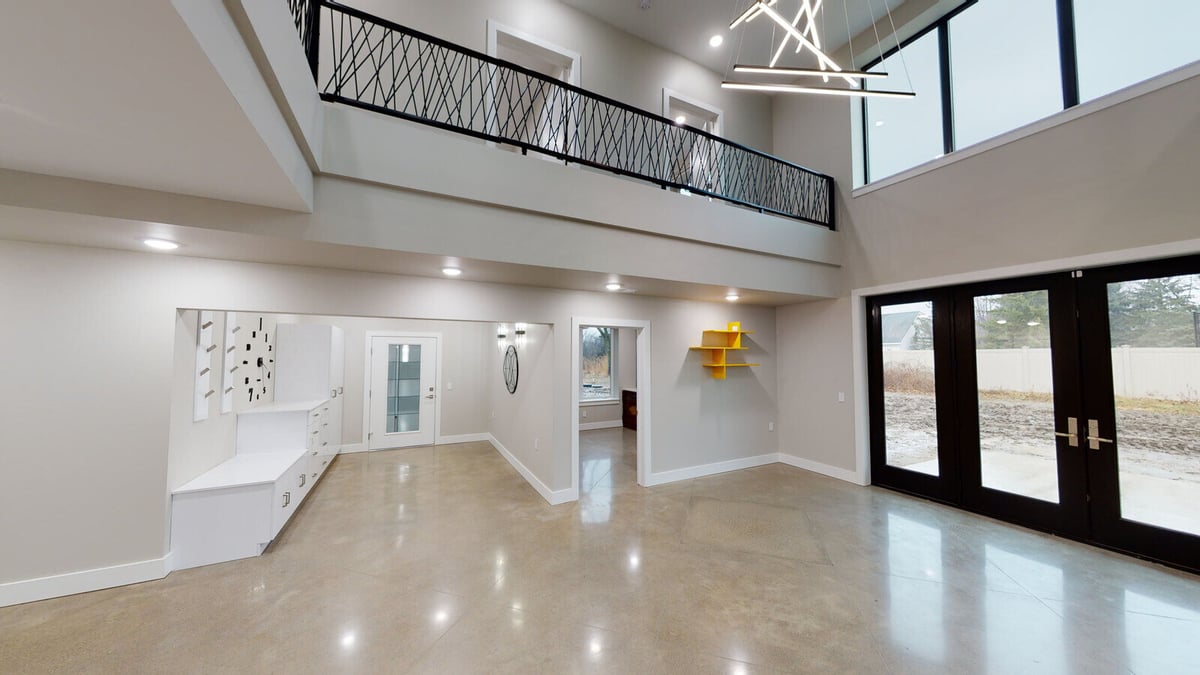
[170,324,345,570]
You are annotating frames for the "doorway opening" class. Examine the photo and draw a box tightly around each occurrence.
[572,317,651,502]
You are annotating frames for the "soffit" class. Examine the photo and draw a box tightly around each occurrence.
[0,205,822,307]
[0,1,307,211]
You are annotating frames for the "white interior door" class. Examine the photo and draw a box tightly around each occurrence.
[369,336,437,450]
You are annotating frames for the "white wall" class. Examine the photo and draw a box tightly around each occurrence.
[0,236,778,593]
[771,69,1200,478]
[489,324,556,486]
[345,0,773,150]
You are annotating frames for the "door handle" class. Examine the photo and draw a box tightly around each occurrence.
[1087,419,1114,450]
[424,394,436,399]
[1053,417,1079,447]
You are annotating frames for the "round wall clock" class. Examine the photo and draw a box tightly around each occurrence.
[503,344,519,394]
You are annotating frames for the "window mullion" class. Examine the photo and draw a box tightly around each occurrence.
[938,22,954,155]
[1057,0,1080,108]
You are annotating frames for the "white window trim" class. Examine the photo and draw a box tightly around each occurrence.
[485,20,581,87]
[661,88,723,136]
[853,59,1200,197]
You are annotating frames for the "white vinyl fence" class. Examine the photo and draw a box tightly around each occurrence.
[884,348,1200,401]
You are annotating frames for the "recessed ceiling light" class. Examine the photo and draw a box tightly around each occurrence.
[605,283,622,291]
[709,34,724,48]
[442,267,463,277]
[726,292,740,302]
[143,238,179,250]
[675,115,686,125]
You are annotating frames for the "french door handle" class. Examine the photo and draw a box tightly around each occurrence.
[1053,417,1079,447]
[424,394,436,399]
[1087,419,1114,450]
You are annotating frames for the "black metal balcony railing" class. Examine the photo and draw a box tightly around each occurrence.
[287,0,834,228]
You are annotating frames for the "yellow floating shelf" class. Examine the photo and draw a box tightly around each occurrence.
[690,322,757,379]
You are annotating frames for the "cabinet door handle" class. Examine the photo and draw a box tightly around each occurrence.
[312,450,318,456]
[299,474,306,487]
[282,492,290,508]
[322,442,328,447]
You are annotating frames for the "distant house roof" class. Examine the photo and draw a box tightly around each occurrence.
[881,311,920,345]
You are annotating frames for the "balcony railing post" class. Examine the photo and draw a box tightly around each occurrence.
[305,0,320,83]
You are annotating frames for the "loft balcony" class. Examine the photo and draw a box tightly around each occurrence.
[287,0,835,229]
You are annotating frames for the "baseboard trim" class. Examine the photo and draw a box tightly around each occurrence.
[645,453,778,487]
[778,453,867,485]
[339,443,367,454]
[436,432,490,445]
[0,552,174,608]
[488,434,573,505]
[579,420,623,431]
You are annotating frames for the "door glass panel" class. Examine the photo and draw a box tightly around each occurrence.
[881,301,939,475]
[1107,274,1200,535]
[973,291,1060,502]
[387,343,422,433]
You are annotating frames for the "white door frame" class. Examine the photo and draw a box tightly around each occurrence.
[362,331,443,451]
[571,317,651,494]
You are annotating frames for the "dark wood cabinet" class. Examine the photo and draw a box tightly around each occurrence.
[622,389,637,430]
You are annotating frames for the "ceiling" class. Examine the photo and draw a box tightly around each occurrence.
[562,0,909,75]
[0,1,308,211]
[0,204,818,307]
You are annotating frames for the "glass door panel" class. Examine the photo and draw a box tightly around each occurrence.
[387,343,422,433]
[1105,273,1200,536]
[972,290,1060,503]
[881,301,940,476]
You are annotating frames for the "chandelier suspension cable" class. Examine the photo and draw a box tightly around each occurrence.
[881,0,914,92]
[841,0,855,75]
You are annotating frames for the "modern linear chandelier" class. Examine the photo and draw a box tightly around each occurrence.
[721,0,916,99]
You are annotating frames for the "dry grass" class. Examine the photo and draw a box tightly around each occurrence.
[976,390,1200,416]
[883,362,935,394]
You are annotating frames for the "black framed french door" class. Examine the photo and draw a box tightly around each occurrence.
[1077,256,1200,570]
[951,273,1089,539]
[868,254,1200,572]
[866,289,960,504]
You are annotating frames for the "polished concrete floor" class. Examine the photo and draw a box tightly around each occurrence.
[2,429,1199,673]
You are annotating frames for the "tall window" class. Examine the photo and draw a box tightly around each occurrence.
[865,30,943,181]
[860,0,1200,185]
[1075,0,1200,102]
[949,0,1061,148]
[581,326,617,401]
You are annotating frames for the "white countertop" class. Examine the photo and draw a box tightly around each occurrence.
[173,449,307,494]
[238,398,329,415]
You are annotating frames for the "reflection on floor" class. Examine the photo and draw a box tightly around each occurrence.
[3,439,1199,673]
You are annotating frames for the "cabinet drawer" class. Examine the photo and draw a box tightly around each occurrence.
[271,458,306,537]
